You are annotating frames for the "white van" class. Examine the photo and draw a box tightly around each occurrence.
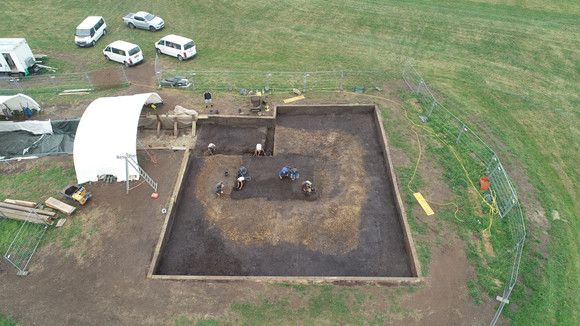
[155,35,197,61]
[75,16,107,47]
[102,41,143,67]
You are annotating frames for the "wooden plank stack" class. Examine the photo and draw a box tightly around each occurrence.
[45,197,76,215]
[0,199,57,225]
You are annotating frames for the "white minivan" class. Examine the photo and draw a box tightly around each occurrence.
[102,41,144,67]
[155,35,197,61]
[75,16,107,47]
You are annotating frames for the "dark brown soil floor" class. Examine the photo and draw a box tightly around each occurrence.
[157,110,412,277]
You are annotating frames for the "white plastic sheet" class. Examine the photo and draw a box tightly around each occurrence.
[73,93,162,184]
[0,120,52,135]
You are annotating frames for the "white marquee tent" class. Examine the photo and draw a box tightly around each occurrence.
[0,93,42,116]
[73,93,162,184]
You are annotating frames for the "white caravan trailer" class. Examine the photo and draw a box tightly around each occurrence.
[0,38,37,76]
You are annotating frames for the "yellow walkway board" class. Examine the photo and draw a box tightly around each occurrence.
[413,192,434,216]
[283,95,305,103]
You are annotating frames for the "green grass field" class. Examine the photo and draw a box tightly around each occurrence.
[2,0,578,325]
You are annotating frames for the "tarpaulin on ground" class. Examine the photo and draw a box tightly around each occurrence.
[0,119,79,160]
[73,93,163,184]
[51,119,79,134]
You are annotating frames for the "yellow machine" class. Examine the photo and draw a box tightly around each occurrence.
[60,184,92,205]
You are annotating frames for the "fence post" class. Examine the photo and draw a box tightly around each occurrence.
[49,75,60,93]
[228,72,232,91]
[340,71,344,91]
[303,73,308,91]
[417,78,425,94]
[456,123,467,144]
[266,72,270,89]
[154,54,162,87]
[502,193,518,218]
[428,99,436,116]
[120,67,129,85]
[11,78,24,93]
[85,72,94,90]
[486,154,498,173]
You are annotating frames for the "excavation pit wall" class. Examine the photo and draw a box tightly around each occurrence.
[148,104,421,284]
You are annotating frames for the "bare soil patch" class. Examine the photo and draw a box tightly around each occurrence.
[157,111,412,277]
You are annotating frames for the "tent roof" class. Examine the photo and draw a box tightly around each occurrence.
[0,94,42,115]
[73,93,162,184]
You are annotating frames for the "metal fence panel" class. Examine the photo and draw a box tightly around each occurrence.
[3,211,48,275]
[0,68,128,95]
[266,72,305,91]
[0,77,22,95]
[157,63,383,92]
[488,161,519,218]
[229,71,272,91]
[190,71,233,90]
[426,101,464,141]
[491,203,526,324]
[303,71,343,90]
[10,75,55,94]
[402,59,422,92]
[457,127,497,170]
[401,60,526,326]
[52,72,92,91]
[342,70,383,91]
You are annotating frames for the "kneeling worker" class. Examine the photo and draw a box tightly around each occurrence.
[214,181,225,196]
[236,175,245,190]
[279,166,290,179]
[291,168,299,181]
[301,180,314,193]
[208,143,216,155]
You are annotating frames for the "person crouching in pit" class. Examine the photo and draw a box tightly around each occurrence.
[254,143,265,156]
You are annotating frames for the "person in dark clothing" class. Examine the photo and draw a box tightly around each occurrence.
[204,90,213,108]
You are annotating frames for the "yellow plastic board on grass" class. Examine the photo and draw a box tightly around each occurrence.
[283,95,305,103]
[413,192,434,216]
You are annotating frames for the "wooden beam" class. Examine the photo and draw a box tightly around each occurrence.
[56,219,67,228]
[173,119,178,139]
[156,113,161,137]
[0,202,56,217]
[0,208,53,225]
[4,199,37,208]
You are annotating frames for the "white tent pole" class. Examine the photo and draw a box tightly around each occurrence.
[125,154,129,194]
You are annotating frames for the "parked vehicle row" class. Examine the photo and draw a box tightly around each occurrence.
[73,12,197,68]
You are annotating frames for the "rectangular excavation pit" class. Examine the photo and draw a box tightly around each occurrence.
[149,105,420,283]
